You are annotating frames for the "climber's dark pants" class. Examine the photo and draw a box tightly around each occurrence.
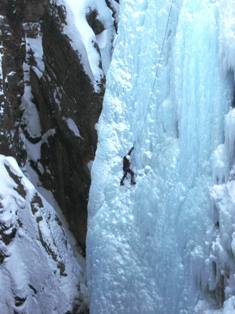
[120,169,135,185]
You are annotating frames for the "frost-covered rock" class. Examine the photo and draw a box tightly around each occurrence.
[56,0,116,90]
[0,155,86,313]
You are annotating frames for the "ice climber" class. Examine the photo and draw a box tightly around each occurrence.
[120,147,136,186]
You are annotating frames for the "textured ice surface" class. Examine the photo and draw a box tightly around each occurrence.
[88,0,235,313]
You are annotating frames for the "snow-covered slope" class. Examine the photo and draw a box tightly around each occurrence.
[87,0,235,313]
[0,154,86,313]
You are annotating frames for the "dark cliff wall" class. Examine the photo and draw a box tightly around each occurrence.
[0,0,117,254]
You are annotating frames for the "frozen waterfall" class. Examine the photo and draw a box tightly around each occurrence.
[87,0,235,313]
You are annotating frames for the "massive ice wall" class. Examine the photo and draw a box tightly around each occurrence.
[87,0,235,313]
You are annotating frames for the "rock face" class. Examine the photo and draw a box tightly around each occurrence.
[0,0,118,254]
[0,0,118,312]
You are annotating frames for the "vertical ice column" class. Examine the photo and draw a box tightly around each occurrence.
[174,0,233,185]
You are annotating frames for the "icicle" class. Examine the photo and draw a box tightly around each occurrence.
[212,144,227,184]
[225,109,235,169]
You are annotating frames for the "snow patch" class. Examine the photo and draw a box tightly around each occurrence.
[23,23,45,78]
[64,117,82,138]
[21,85,41,139]
[21,23,45,140]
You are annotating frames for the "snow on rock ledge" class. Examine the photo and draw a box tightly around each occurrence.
[55,0,115,91]
[0,155,86,313]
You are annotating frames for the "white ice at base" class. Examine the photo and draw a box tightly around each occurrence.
[88,0,235,313]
